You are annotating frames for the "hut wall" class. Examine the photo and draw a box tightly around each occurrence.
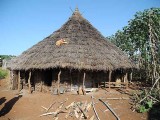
[31,69,110,92]
[12,69,126,92]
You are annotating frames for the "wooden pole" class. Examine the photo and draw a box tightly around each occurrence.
[82,72,86,95]
[28,71,32,94]
[40,80,43,92]
[109,70,112,90]
[70,70,72,92]
[78,71,80,95]
[57,70,61,95]
[125,72,128,89]
[18,71,20,92]
[51,70,55,93]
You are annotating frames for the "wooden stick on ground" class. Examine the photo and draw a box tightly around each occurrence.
[65,102,75,110]
[47,102,56,112]
[41,106,48,110]
[99,98,120,120]
[76,104,89,119]
[41,102,56,112]
[101,97,129,100]
[91,95,100,120]
[40,110,67,117]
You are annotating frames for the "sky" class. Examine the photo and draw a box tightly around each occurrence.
[0,0,160,56]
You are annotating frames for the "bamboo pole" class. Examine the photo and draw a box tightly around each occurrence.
[57,70,61,95]
[28,71,32,94]
[18,71,20,92]
[109,71,112,90]
[82,72,86,95]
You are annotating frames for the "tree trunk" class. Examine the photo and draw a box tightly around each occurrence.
[148,11,157,87]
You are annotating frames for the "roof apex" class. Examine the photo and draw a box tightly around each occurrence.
[71,7,83,19]
[75,7,79,13]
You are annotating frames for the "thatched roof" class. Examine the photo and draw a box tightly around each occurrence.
[9,8,135,71]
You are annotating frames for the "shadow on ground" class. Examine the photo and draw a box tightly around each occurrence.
[0,97,6,105]
[0,95,22,117]
[148,103,160,120]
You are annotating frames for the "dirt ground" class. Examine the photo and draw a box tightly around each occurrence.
[0,78,148,120]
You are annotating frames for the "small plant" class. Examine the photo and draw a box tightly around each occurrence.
[0,68,8,79]
[130,89,160,113]
[139,100,153,113]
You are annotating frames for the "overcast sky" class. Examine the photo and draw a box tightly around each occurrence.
[0,0,160,56]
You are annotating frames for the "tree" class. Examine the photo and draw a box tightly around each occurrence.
[108,8,160,88]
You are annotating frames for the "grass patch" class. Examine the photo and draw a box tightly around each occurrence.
[0,68,8,79]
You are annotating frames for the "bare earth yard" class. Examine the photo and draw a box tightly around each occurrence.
[0,78,147,120]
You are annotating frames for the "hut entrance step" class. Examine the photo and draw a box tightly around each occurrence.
[85,88,98,93]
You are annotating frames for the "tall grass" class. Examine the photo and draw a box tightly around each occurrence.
[0,68,8,79]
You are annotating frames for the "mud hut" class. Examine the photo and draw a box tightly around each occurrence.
[9,8,135,94]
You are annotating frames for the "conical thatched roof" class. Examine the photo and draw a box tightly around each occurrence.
[9,8,135,71]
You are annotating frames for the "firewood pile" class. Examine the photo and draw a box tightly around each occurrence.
[40,98,93,120]
[40,95,124,120]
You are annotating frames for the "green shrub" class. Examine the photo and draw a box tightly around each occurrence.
[0,68,8,79]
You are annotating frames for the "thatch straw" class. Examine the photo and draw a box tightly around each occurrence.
[9,8,135,71]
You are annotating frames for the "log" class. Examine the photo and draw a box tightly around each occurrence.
[91,95,100,120]
[99,98,120,120]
